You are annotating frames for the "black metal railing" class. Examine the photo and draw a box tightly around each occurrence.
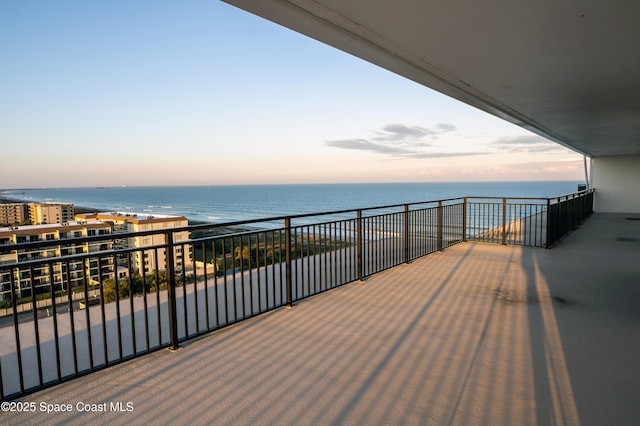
[0,190,593,400]
[546,190,595,247]
[465,197,549,246]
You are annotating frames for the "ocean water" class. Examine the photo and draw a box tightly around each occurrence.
[2,181,582,224]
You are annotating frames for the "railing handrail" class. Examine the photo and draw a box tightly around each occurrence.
[547,188,595,203]
[0,189,594,264]
[1,191,594,254]
[1,196,467,253]
[465,196,547,202]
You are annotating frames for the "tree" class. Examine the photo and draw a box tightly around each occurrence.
[234,246,253,268]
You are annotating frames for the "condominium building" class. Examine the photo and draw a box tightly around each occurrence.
[0,221,114,301]
[75,212,191,275]
[29,203,75,225]
[0,203,29,226]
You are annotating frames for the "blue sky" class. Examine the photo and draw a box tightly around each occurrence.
[0,1,583,188]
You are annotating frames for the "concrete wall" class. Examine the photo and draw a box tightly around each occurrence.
[592,155,640,213]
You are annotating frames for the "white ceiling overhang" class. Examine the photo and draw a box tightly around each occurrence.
[224,0,640,157]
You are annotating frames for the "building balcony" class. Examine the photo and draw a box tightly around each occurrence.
[0,191,638,423]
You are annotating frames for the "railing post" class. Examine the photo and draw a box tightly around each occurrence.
[10,269,25,394]
[437,201,443,251]
[166,231,179,350]
[462,197,467,242]
[404,204,410,263]
[545,198,551,249]
[501,198,507,245]
[285,218,293,307]
[357,210,363,280]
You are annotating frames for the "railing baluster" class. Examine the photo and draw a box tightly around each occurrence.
[113,255,122,360]
[141,252,150,351]
[356,210,364,281]
[29,265,43,387]
[98,257,108,365]
[403,205,409,263]
[239,235,246,319]
[127,253,136,357]
[10,270,24,394]
[285,218,293,308]
[437,201,443,250]
[193,242,201,334]
[66,259,79,375]
[154,248,162,346]
[180,243,188,338]
[49,262,62,380]
[82,258,94,368]
[165,232,179,351]
[212,240,219,329]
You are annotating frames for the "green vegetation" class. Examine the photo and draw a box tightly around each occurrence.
[194,231,350,275]
[101,272,171,303]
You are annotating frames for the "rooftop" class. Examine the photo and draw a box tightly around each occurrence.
[3,212,639,425]
[0,221,109,236]
[76,212,188,224]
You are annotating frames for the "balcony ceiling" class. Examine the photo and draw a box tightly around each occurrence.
[224,0,640,157]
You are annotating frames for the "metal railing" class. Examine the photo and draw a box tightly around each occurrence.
[546,190,595,246]
[0,190,593,400]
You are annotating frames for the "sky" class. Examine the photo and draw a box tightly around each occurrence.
[0,1,584,189]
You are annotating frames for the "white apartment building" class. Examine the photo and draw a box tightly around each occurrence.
[0,221,114,301]
[75,212,191,275]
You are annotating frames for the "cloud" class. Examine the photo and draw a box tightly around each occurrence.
[435,123,457,132]
[373,123,457,142]
[326,122,478,159]
[490,135,567,153]
[409,152,487,159]
[375,124,434,141]
[326,139,412,155]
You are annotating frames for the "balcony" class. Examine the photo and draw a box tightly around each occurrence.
[1,190,638,423]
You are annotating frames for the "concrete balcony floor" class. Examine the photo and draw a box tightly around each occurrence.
[4,213,639,425]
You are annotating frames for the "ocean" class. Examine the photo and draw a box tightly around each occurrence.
[2,181,582,225]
